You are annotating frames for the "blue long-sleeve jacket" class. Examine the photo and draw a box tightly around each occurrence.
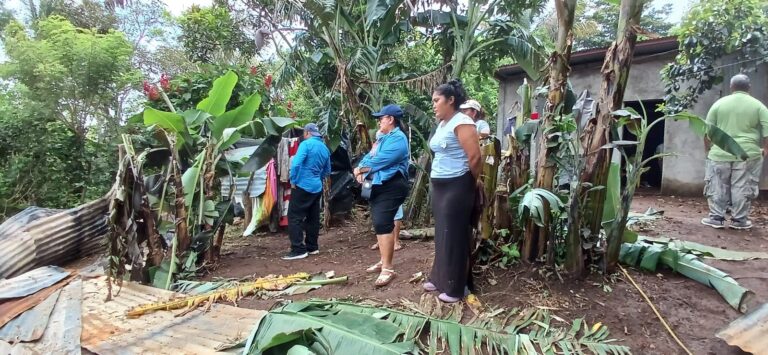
[290,136,331,193]
[358,127,409,185]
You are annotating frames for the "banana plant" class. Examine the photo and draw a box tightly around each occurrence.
[602,107,747,271]
[109,71,295,288]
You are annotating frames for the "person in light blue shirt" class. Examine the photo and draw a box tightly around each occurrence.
[424,80,481,304]
[354,104,410,287]
[369,130,405,252]
[283,123,331,260]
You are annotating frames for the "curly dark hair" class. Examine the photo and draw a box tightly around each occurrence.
[434,79,467,110]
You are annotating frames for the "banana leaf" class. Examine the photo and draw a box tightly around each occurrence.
[244,302,417,355]
[620,242,753,313]
[246,300,632,355]
[638,236,768,261]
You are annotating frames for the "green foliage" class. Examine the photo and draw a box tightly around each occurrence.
[2,16,139,138]
[662,0,768,113]
[119,71,295,285]
[177,5,256,63]
[244,300,632,354]
[0,16,134,214]
[147,63,278,115]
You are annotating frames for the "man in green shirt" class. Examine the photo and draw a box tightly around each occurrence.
[701,74,768,230]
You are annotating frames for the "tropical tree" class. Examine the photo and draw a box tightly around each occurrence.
[108,71,295,288]
[662,0,768,114]
[1,16,139,201]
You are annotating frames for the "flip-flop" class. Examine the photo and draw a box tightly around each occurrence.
[366,261,382,273]
[370,242,379,250]
[375,268,396,287]
[394,243,403,251]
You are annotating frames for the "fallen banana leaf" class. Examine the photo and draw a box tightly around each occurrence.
[620,242,753,313]
[242,300,631,355]
[639,236,768,261]
[126,273,311,318]
[243,302,417,355]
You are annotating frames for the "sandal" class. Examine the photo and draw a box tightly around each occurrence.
[375,268,396,287]
[370,242,379,250]
[394,243,403,251]
[366,261,382,273]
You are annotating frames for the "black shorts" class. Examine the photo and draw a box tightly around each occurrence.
[369,173,409,234]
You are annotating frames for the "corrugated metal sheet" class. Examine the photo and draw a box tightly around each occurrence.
[0,275,75,329]
[0,266,70,299]
[11,279,83,355]
[716,302,768,355]
[0,289,60,342]
[220,166,268,199]
[81,276,265,355]
[0,194,109,279]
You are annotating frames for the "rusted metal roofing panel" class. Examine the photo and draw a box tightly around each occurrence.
[716,302,768,355]
[0,289,60,342]
[0,275,75,329]
[0,266,70,299]
[0,195,109,279]
[28,279,82,355]
[81,276,265,355]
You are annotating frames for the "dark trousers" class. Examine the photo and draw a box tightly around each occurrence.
[288,187,321,254]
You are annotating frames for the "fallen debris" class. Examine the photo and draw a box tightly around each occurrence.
[0,266,70,300]
[126,272,313,318]
[620,241,753,312]
[639,236,768,261]
[400,227,434,239]
[80,276,265,354]
[716,302,768,355]
[0,196,110,279]
[242,299,631,354]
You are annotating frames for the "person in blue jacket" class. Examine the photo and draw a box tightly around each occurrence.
[283,123,331,260]
[354,104,410,286]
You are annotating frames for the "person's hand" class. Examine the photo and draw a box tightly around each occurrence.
[356,173,365,184]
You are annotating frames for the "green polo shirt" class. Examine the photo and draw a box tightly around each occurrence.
[706,91,768,161]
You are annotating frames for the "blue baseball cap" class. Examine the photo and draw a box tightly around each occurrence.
[303,123,322,137]
[372,104,404,119]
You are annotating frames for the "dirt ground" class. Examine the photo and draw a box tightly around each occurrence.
[206,192,767,355]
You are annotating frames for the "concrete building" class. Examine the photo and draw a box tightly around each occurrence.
[494,37,768,196]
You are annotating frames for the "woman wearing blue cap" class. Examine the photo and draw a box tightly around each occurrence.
[424,80,482,303]
[354,104,410,287]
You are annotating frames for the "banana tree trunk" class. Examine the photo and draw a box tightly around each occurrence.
[172,156,190,254]
[480,139,499,239]
[579,0,647,273]
[522,0,577,263]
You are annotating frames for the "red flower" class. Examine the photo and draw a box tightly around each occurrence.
[250,66,258,75]
[287,100,293,110]
[264,74,273,89]
[148,86,160,101]
[143,80,160,100]
[159,74,171,92]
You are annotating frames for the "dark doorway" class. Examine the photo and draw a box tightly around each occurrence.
[621,100,665,189]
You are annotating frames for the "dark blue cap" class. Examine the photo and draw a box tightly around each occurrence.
[303,123,322,137]
[372,104,404,119]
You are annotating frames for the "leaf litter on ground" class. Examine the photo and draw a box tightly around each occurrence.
[236,296,632,355]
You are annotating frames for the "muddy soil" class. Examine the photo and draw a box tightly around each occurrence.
[207,192,766,355]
